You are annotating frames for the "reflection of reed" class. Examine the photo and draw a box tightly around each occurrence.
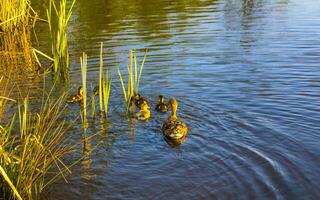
[0,28,43,103]
[0,28,35,72]
[82,137,93,180]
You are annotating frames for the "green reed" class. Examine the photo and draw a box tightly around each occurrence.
[99,43,112,117]
[47,0,76,79]
[0,90,76,200]
[117,50,147,112]
[80,52,87,128]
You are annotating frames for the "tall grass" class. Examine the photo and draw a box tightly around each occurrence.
[0,0,35,32]
[117,50,147,112]
[47,0,76,79]
[0,91,76,200]
[99,43,112,117]
[80,52,87,128]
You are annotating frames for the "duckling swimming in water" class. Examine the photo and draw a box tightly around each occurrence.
[134,94,149,109]
[162,98,188,140]
[155,95,169,113]
[135,100,151,120]
[67,86,84,104]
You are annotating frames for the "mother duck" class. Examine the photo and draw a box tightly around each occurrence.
[162,98,188,140]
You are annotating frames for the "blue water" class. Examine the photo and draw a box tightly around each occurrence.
[31,0,320,199]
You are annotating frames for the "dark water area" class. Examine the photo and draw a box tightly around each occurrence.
[29,0,320,199]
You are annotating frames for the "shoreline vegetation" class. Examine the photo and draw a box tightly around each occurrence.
[0,0,148,199]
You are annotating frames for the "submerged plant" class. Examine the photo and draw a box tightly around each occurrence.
[47,0,76,80]
[117,50,147,112]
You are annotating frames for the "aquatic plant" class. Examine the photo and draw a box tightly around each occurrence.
[99,43,112,117]
[0,90,76,200]
[0,0,36,32]
[47,0,76,80]
[117,50,147,112]
[80,52,88,128]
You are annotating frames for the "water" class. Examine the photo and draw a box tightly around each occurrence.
[31,0,320,199]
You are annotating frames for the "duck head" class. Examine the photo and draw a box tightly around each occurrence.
[134,94,141,101]
[158,95,165,103]
[169,98,178,117]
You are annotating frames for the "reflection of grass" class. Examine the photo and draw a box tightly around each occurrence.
[0,28,35,72]
[118,50,147,112]
[0,88,76,200]
[47,0,76,80]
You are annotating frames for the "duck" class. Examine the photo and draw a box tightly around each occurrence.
[155,95,169,113]
[134,94,149,109]
[162,98,188,140]
[135,100,151,120]
[66,86,84,104]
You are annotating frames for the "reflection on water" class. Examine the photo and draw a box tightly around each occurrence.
[164,136,186,148]
[28,0,320,199]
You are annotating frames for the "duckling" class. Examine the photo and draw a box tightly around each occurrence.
[162,98,188,140]
[135,100,151,120]
[155,95,169,113]
[67,86,84,104]
[134,94,149,109]
[93,86,99,96]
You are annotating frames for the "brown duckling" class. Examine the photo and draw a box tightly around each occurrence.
[134,94,149,109]
[67,86,84,104]
[162,98,188,140]
[155,95,169,113]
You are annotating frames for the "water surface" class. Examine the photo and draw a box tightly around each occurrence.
[30,0,320,199]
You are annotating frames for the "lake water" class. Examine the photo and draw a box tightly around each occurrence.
[30,0,320,199]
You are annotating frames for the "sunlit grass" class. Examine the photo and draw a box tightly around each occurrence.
[0,0,36,32]
[99,43,112,117]
[0,88,76,200]
[47,0,76,80]
[117,50,147,112]
[80,52,87,130]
